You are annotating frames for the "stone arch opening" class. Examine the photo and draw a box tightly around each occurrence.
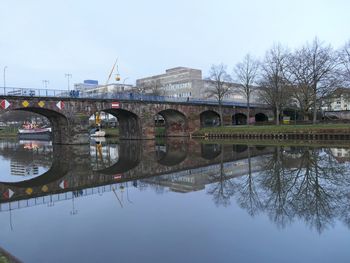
[201,144,222,160]
[255,113,268,123]
[155,143,187,166]
[103,108,141,139]
[200,110,221,127]
[11,108,69,144]
[156,109,188,137]
[232,113,247,125]
[95,140,141,174]
[233,144,248,153]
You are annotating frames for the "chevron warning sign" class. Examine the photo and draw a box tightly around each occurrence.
[0,99,11,109]
[59,180,68,189]
[56,101,64,110]
[3,189,14,199]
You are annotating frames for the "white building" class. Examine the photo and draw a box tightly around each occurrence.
[136,67,261,103]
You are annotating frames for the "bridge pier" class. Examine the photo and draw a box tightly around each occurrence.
[60,114,90,144]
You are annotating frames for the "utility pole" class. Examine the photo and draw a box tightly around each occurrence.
[42,80,49,89]
[65,73,72,91]
[3,66,7,95]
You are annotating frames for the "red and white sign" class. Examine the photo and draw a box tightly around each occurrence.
[56,101,64,110]
[3,189,14,199]
[114,174,122,180]
[0,99,11,109]
[111,102,120,109]
[59,180,68,189]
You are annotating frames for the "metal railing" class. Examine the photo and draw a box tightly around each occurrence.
[0,86,269,108]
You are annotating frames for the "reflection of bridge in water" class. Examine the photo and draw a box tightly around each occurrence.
[0,139,273,211]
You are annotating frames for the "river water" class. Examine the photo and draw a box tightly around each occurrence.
[0,138,349,263]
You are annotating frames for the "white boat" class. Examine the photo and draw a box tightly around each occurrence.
[18,122,52,140]
[90,128,106,137]
[18,127,52,134]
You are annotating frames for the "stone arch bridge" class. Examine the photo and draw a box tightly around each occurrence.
[0,96,272,144]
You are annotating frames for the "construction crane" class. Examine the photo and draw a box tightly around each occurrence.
[105,58,121,86]
[95,58,121,129]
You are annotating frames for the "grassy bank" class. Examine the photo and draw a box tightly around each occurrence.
[103,128,119,137]
[0,127,18,138]
[193,124,350,136]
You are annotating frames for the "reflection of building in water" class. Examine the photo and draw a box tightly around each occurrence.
[10,161,39,176]
[141,156,267,193]
[330,148,350,162]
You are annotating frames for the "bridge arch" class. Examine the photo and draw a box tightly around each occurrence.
[95,140,141,175]
[13,108,69,144]
[255,112,268,123]
[200,110,221,127]
[201,144,222,160]
[233,144,248,153]
[232,113,247,125]
[103,108,141,139]
[156,109,188,137]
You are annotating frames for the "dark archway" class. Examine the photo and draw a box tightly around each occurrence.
[201,144,222,160]
[200,110,221,127]
[233,144,248,153]
[155,138,188,166]
[232,113,247,125]
[157,109,188,137]
[104,108,140,139]
[96,140,141,175]
[255,113,268,123]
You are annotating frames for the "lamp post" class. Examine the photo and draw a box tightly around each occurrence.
[42,80,49,89]
[65,73,72,91]
[3,66,7,95]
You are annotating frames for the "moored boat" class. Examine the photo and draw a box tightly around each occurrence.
[18,122,52,140]
[90,127,106,137]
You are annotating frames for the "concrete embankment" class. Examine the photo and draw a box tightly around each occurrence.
[192,124,350,141]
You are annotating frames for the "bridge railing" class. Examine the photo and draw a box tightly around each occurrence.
[0,86,269,108]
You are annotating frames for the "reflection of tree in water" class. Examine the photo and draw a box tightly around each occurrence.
[232,146,262,217]
[207,146,350,233]
[285,149,347,233]
[207,154,235,207]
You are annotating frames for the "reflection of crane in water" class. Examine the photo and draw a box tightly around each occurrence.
[91,140,117,170]
[112,182,134,208]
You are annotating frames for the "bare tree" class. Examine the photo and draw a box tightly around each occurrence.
[258,44,290,125]
[285,49,315,120]
[149,79,165,96]
[339,40,350,86]
[135,79,164,95]
[300,38,338,123]
[206,64,232,126]
[234,54,259,125]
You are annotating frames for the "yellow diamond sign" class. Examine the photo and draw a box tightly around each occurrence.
[38,101,45,108]
[41,185,48,192]
[26,188,33,195]
[22,100,29,107]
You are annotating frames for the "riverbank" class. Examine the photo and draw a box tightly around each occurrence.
[103,128,119,137]
[192,124,350,140]
[0,128,17,138]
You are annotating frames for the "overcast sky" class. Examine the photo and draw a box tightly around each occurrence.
[1,0,349,90]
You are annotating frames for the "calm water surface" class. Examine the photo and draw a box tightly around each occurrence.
[0,138,349,263]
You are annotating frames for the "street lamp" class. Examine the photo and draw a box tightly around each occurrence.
[42,80,49,89]
[3,66,7,95]
[65,73,72,91]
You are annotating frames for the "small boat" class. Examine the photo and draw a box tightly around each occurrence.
[90,127,106,137]
[18,122,52,140]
